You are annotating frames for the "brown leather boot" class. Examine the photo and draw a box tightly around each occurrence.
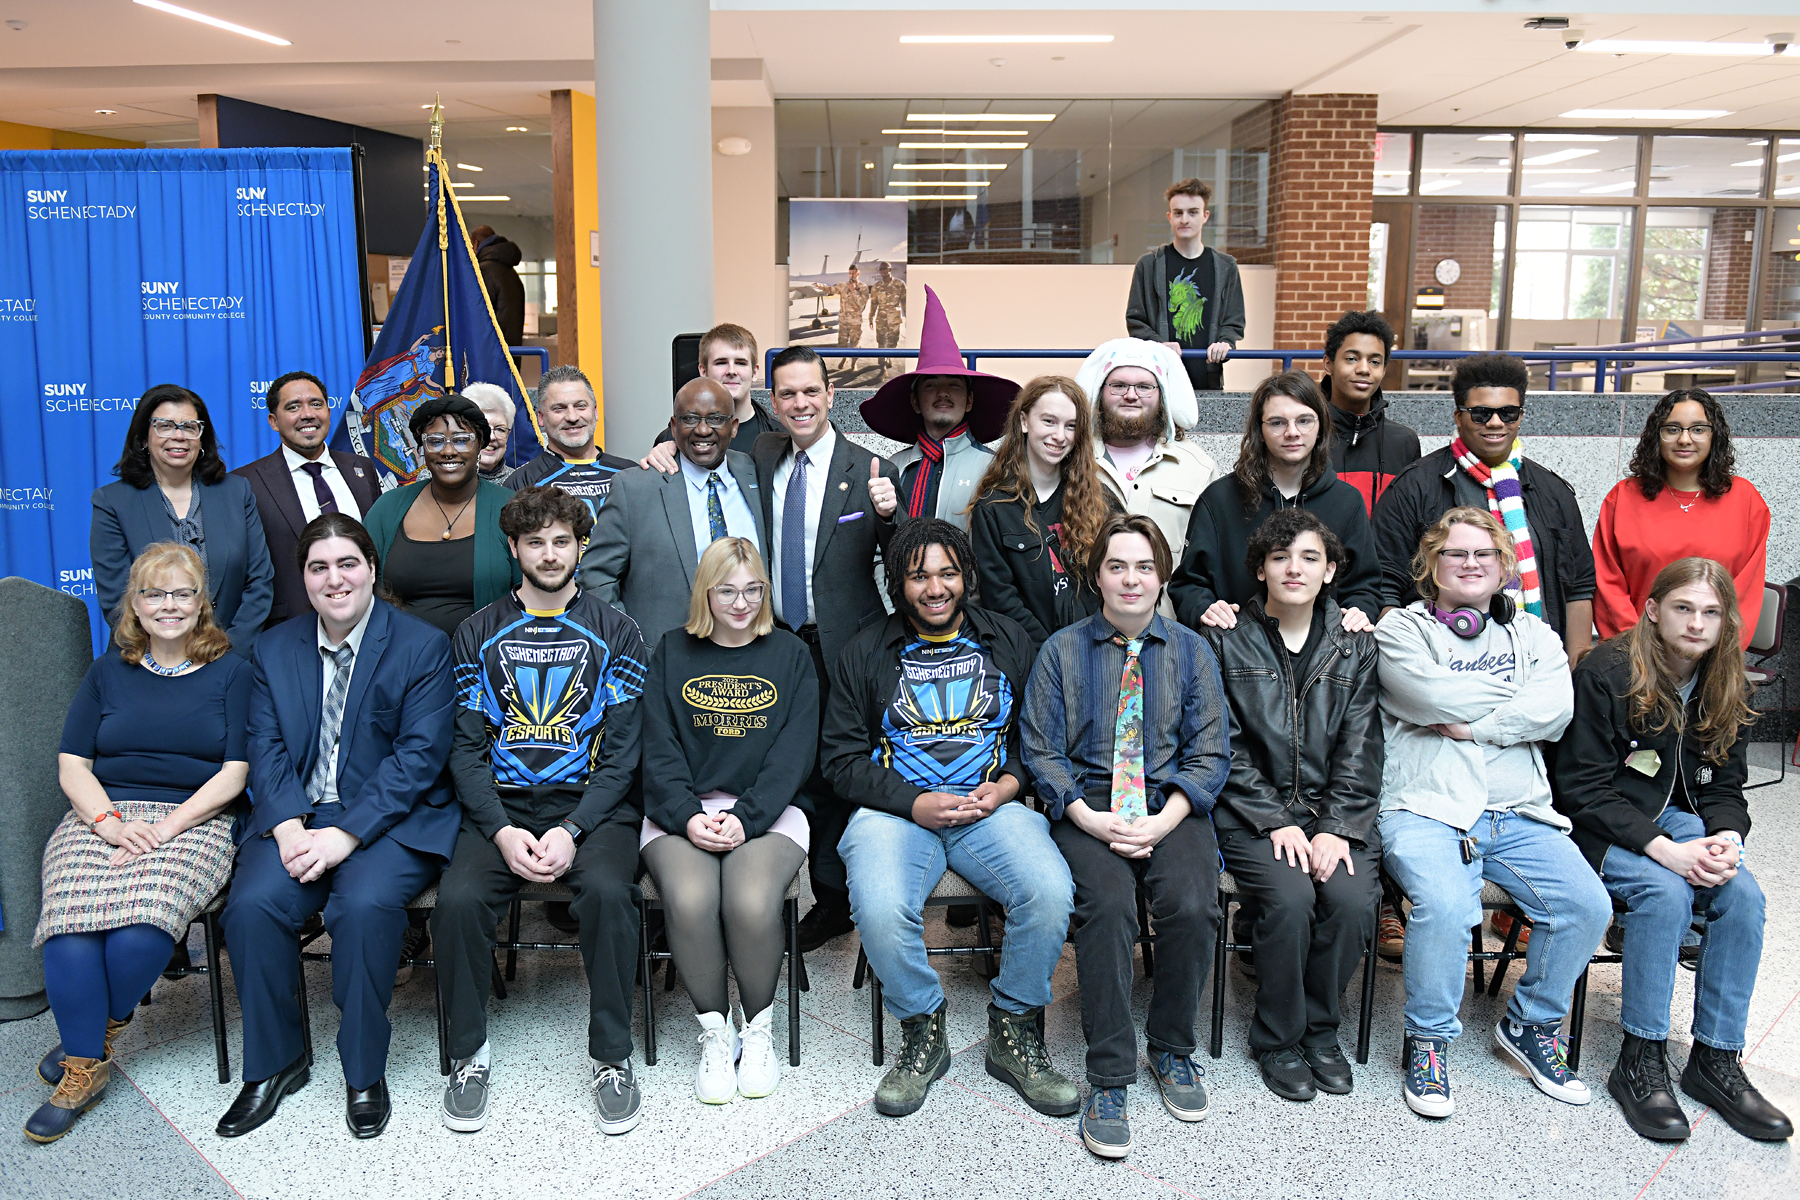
[25,1054,110,1143]
[38,1015,132,1087]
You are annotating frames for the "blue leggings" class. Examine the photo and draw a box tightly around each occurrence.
[41,925,176,1059]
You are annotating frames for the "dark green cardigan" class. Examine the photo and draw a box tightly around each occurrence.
[361,479,522,614]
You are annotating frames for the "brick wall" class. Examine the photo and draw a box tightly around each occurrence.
[1703,207,1757,321]
[1412,204,1500,313]
[1269,93,1378,354]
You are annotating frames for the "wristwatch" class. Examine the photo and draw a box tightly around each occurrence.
[556,819,587,846]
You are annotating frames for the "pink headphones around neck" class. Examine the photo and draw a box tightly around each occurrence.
[1432,593,1517,639]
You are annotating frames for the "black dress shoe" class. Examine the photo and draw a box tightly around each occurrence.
[1302,1043,1354,1095]
[346,1078,391,1138]
[162,939,192,980]
[1681,1043,1793,1141]
[1608,1034,1690,1142]
[797,896,855,954]
[945,903,979,928]
[216,1054,310,1137]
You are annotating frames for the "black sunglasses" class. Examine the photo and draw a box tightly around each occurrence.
[1457,405,1523,426]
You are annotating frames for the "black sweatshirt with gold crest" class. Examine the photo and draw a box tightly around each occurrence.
[640,628,820,839]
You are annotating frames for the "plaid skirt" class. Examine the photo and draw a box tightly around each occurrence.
[33,801,236,948]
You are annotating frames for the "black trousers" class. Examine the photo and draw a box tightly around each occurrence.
[1051,814,1219,1088]
[430,819,640,1064]
[1216,818,1380,1053]
[796,630,851,903]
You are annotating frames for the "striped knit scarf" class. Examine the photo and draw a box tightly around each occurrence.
[1450,436,1543,618]
[906,424,966,519]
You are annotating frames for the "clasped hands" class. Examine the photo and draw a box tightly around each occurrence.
[96,815,178,868]
[912,777,1017,830]
[1269,825,1355,883]
[687,811,747,853]
[1647,833,1740,889]
[494,825,577,883]
[272,818,361,884]
[1067,798,1181,860]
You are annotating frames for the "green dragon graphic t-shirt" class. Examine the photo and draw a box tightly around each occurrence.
[1163,245,1220,390]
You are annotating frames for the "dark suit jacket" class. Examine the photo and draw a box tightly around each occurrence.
[579,450,767,650]
[233,448,381,628]
[751,424,899,666]
[244,599,459,860]
[90,474,274,658]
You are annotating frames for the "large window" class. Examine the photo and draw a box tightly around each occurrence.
[775,99,1274,266]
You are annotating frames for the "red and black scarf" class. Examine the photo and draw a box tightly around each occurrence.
[905,424,967,519]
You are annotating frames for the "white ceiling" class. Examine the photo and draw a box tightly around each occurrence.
[1,3,1796,214]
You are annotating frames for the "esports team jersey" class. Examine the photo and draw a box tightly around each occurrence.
[874,626,1012,794]
[451,588,647,837]
[504,449,638,522]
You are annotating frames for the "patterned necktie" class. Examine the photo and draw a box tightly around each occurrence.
[305,644,355,806]
[780,450,810,627]
[299,460,339,514]
[1109,635,1147,822]
[706,472,728,543]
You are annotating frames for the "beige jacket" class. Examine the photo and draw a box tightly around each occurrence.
[1096,438,1220,616]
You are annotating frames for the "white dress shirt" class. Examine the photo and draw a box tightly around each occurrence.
[678,454,760,559]
[313,602,374,807]
[770,422,836,628]
[283,444,363,522]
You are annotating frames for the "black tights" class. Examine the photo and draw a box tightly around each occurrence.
[641,832,806,1017]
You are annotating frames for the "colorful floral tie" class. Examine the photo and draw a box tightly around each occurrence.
[1110,635,1147,822]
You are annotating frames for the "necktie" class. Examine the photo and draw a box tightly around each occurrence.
[1109,635,1147,822]
[305,644,355,806]
[299,460,339,514]
[780,450,810,628]
[706,472,728,543]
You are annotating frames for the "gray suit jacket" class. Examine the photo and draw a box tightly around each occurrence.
[751,425,900,666]
[579,450,767,650]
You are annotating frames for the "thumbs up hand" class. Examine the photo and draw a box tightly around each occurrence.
[868,456,898,519]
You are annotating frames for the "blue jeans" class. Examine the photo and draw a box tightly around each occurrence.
[1602,807,1765,1051]
[840,801,1074,1021]
[1381,808,1610,1042]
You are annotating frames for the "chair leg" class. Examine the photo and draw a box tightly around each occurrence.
[1470,923,1486,995]
[1567,965,1591,1074]
[1137,883,1156,978]
[504,898,522,981]
[852,945,868,990]
[1209,893,1229,1059]
[975,899,998,979]
[204,912,230,1084]
[297,961,314,1067]
[435,953,451,1077]
[491,956,508,1001]
[870,971,885,1067]
[1355,893,1378,1066]
[639,898,657,1068]
[786,896,802,1067]
[1487,913,1525,998]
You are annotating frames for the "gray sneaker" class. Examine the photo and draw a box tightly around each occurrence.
[1080,1086,1131,1159]
[441,1054,490,1132]
[1150,1050,1210,1121]
[590,1059,643,1135]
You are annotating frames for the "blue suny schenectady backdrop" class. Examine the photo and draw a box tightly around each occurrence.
[0,146,366,650]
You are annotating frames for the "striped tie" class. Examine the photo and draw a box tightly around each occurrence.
[305,643,355,806]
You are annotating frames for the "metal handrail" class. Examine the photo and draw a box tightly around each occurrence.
[767,345,1800,395]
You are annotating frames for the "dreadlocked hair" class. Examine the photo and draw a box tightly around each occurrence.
[884,517,979,612]
[1622,557,1756,763]
[969,375,1111,578]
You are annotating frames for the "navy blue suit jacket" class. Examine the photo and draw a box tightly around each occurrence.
[90,474,274,657]
[244,598,460,860]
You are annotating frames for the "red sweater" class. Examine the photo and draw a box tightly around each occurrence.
[1591,477,1769,646]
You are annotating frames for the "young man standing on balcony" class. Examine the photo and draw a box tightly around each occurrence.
[1126,179,1245,393]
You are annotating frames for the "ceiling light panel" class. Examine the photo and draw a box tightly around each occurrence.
[892,163,1007,171]
[883,129,1029,136]
[898,142,1028,150]
[900,35,1111,44]
[905,113,1056,122]
[1561,109,1732,120]
[133,0,290,46]
[1575,39,1799,57]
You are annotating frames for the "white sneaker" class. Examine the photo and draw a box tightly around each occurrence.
[695,1011,739,1104]
[737,1005,780,1099]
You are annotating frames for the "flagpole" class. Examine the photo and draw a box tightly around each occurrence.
[429,97,450,392]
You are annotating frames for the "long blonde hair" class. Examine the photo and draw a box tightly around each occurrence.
[970,375,1111,576]
[1623,557,1755,763]
[112,542,232,666]
[686,537,775,640]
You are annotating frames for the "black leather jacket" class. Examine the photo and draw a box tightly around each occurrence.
[1204,598,1383,846]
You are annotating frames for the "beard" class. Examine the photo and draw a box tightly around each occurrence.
[1098,397,1165,446]
[522,559,575,595]
[905,592,966,637]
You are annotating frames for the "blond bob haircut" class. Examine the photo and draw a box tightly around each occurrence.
[686,537,775,640]
[1409,506,1518,605]
[112,542,232,667]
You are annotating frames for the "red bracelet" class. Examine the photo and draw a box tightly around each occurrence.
[91,810,124,828]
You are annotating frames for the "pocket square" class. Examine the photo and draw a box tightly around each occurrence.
[837,511,865,524]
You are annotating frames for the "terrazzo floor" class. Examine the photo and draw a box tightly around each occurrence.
[5,748,1798,1200]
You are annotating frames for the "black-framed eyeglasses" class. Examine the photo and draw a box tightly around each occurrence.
[1105,381,1158,397]
[1659,423,1713,440]
[1439,549,1501,566]
[676,412,732,430]
[1457,405,1523,426]
[149,418,204,437]
[137,587,199,606]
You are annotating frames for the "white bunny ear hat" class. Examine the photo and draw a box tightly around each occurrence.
[1072,338,1199,441]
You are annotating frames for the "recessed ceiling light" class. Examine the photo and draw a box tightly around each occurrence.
[1574,39,1798,57]
[906,113,1055,122]
[888,193,978,200]
[506,126,527,132]
[1560,109,1732,120]
[94,109,117,115]
[893,163,1007,171]
[899,141,1027,150]
[883,129,1028,136]
[457,195,511,202]
[887,180,991,187]
[132,0,290,46]
[456,162,483,172]
[900,34,1111,44]
[863,162,874,169]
